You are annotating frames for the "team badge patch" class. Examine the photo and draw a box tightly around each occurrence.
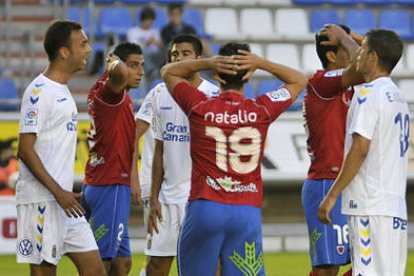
[266,88,291,102]
[337,245,345,255]
[25,109,38,125]
[18,238,34,256]
[142,102,152,116]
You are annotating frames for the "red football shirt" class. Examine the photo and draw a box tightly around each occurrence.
[303,69,354,179]
[172,81,293,207]
[84,73,135,185]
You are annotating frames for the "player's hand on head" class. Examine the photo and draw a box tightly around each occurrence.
[55,190,86,218]
[319,24,348,47]
[317,194,337,225]
[234,49,261,81]
[209,55,238,82]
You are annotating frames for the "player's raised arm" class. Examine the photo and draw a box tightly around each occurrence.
[318,24,363,89]
[234,50,307,101]
[160,56,237,94]
[105,54,128,93]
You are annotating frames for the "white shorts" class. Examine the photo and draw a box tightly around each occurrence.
[348,215,407,276]
[16,201,98,265]
[145,202,186,257]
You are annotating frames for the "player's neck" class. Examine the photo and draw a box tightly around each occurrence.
[187,73,202,88]
[43,63,73,84]
[364,69,389,83]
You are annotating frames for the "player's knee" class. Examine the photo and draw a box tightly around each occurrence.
[79,262,107,276]
[312,265,340,276]
[147,257,172,276]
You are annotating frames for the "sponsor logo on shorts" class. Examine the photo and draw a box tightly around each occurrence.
[266,88,291,102]
[337,245,345,255]
[310,228,322,259]
[18,238,34,256]
[52,245,57,258]
[229,242,263,275]
[25,109,38,126]
[393,217,407,230]
[37,205,46,253]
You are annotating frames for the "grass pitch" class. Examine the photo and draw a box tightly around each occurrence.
[2,251,413,275]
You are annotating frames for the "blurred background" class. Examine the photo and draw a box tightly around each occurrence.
[0,0,414,254]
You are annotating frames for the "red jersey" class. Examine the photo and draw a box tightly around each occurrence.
[84,73,135,185]
[303,69,353,179]
[172,82,293,207]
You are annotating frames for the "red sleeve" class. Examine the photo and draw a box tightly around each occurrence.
[256,86,293,121]
[92,71,124,104]
[172,81,208,115]
[308,69,344,99]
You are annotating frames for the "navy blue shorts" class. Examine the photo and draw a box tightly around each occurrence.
[302,179,350,267]
[178,200,265,276]
[82,184,131,259]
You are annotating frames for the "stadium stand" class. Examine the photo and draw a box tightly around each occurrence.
[0,79,19,111]
[274,8,312,40]
[240,8,274,40]
[205,8,239,40]
[266,43,301,71]
[343,9,376,35]
[134,6,168,30]
[98,7,132,39]
[309,9,340,33]
[379,10,414,40]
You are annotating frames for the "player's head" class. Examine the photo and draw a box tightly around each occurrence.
[170,34,203,62]
[167,4,184,26]
[113,42,144,89]
[357,29,403,75]
[140,6,156,29]
[316,24,351,70]
[44,20,91,71]
[218,42,251,91]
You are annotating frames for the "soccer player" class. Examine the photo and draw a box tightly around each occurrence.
[318,29,408,275]
[146,34,218,276]
[82,42,144,275]
[302,25,362,276]
[161,42,307,275]
[16,20,105,275]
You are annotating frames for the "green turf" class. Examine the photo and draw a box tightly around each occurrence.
[2,251,413,275]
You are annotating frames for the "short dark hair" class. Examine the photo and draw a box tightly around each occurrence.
[140,6,156,22]
[366,29,403,74]
[218,42,251,91]
[171,34,203,56]
[316,24,351,69]
[167,4,183,14]
[44,20,82,61]
[113,42,142,62]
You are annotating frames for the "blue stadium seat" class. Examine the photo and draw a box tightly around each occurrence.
[379,10,414,40]
[183,8,212,39]
[344,9,376,35]
[98,7,132,39]
[94,0,116,3]
[326,0,358,5]
[154,0,187,4]
[244,82,255,99]
[209,42,221,55]
[256,79,284,96]
[287,92,304,112]
[360,0,392,5]
[122,0,151,3]
[394,0,414,5]
[0,79,19,111]
[310,10,340,33]
[135,7,168,31]
[67,7,102,38]
[292,0,325,5]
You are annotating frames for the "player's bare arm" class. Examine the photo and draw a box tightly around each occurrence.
[18,133,85,218]
[161,56,237,94]
[319,24,364,88]
[130,119,151,206]
[318,133,370,224]
[106,54,128,93]
[235,49,307,101]
[148,139,164,235]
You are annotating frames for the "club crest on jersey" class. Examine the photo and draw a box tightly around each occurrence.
[25,109,38,125]
[266,88,291,102]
